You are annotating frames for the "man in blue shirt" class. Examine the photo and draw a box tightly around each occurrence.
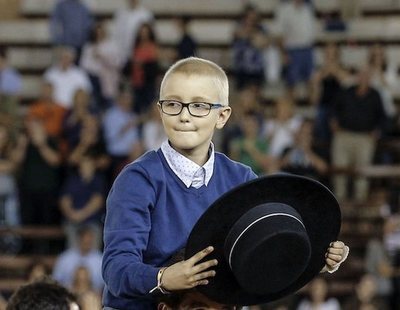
[50,0,93,60]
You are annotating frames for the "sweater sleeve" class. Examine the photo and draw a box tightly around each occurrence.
[102,163,159,298]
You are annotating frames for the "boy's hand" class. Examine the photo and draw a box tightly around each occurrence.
[161,246,218,291]
[321,241,349,273]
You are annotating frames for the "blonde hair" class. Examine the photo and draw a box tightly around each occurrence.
[160,57,229,106]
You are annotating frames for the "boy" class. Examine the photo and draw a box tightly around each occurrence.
[102,57,348,309]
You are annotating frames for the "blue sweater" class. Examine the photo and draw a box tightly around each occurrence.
[102,149,256,309]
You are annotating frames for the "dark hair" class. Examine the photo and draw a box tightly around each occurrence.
[6,278,77,310]
[134,23,156,48]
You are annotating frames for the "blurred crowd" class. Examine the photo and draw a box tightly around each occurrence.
[1,0,400,309]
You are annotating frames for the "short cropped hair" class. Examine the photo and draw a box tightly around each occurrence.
[6,278,77,310]
[160,57,229,106]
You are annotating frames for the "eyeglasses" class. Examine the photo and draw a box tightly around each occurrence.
[158,100,224,117]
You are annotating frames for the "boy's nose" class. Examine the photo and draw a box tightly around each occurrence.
[178,105,191,121]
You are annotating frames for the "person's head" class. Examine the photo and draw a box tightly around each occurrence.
[356,274,377,303]
[240,111,261,138]
[294,119,313,148]
[90,22,107,43]
[78,153,97,181]
[356,67,372,92]
[323,42,340,64]
[116,90,133,111]
[274,96,294,121]
[177,16,191,33]
[6,278,79,310]
[135,23,156,46]
[128,0,139,9]
[56,46,76,70]
[158,290,239,310]
[241,4,259,28]
[158,57,231,160]
[76,226,96,254]
[368,43,387,68]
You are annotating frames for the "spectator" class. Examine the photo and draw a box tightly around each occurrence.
[232,4,267,90]
[365,222,394,307]
[382,214,400,309]
[67,115,110,172]
[27,81,66,138]
[275,0,316,97]
[111,0,153,65]
[343,274,389,310]
[0,46,21,97]
[176,16,197,59]
[296,277,340,310]
[280,119,328,181]
[229,111,276,175]
[0,124,20,228]
[50,0,93,61]
[223,85,265,154]
[80,21,123,112]
[6,278,79,310]
[44,46,91,109]
[331,68,386,203]
[369,43,398,123]
[53,225,103,292]
[71,266,102,310]
[310,43,351,148]
[0,46,22,136]
[16,119,62,226]
[263,96,302,158]
[103,90,143,178]
[130,23,159,114]
[62,88,94,151]
[59,153,105,248]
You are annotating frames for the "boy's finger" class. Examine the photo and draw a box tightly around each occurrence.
[193,259,218,273]
[192,270,216,282]
[330,241,344,248]
[326,253,342,263]
[328,247,344,255]
[325,257,339,267]
[188,246,214,264]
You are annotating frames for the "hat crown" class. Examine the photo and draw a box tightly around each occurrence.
[224,203,312,295]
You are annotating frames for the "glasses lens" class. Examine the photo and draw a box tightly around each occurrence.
[188,103,211,116]
[162,101,182,115]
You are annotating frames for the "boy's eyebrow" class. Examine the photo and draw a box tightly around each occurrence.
[161,95,215,103]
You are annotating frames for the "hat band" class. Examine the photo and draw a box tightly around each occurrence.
[228,213,306,269]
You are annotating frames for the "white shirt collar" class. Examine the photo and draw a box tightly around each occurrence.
[161,140,215,188]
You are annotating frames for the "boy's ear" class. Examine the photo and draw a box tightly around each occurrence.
[216,106,232,129]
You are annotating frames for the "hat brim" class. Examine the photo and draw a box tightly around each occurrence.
[185,174,341,306]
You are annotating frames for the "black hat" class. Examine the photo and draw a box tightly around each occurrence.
[185,174,341,306]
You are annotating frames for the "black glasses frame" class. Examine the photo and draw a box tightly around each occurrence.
[158,100,224,117]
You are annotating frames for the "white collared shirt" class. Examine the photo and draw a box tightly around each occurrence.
[161,140,214,189]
